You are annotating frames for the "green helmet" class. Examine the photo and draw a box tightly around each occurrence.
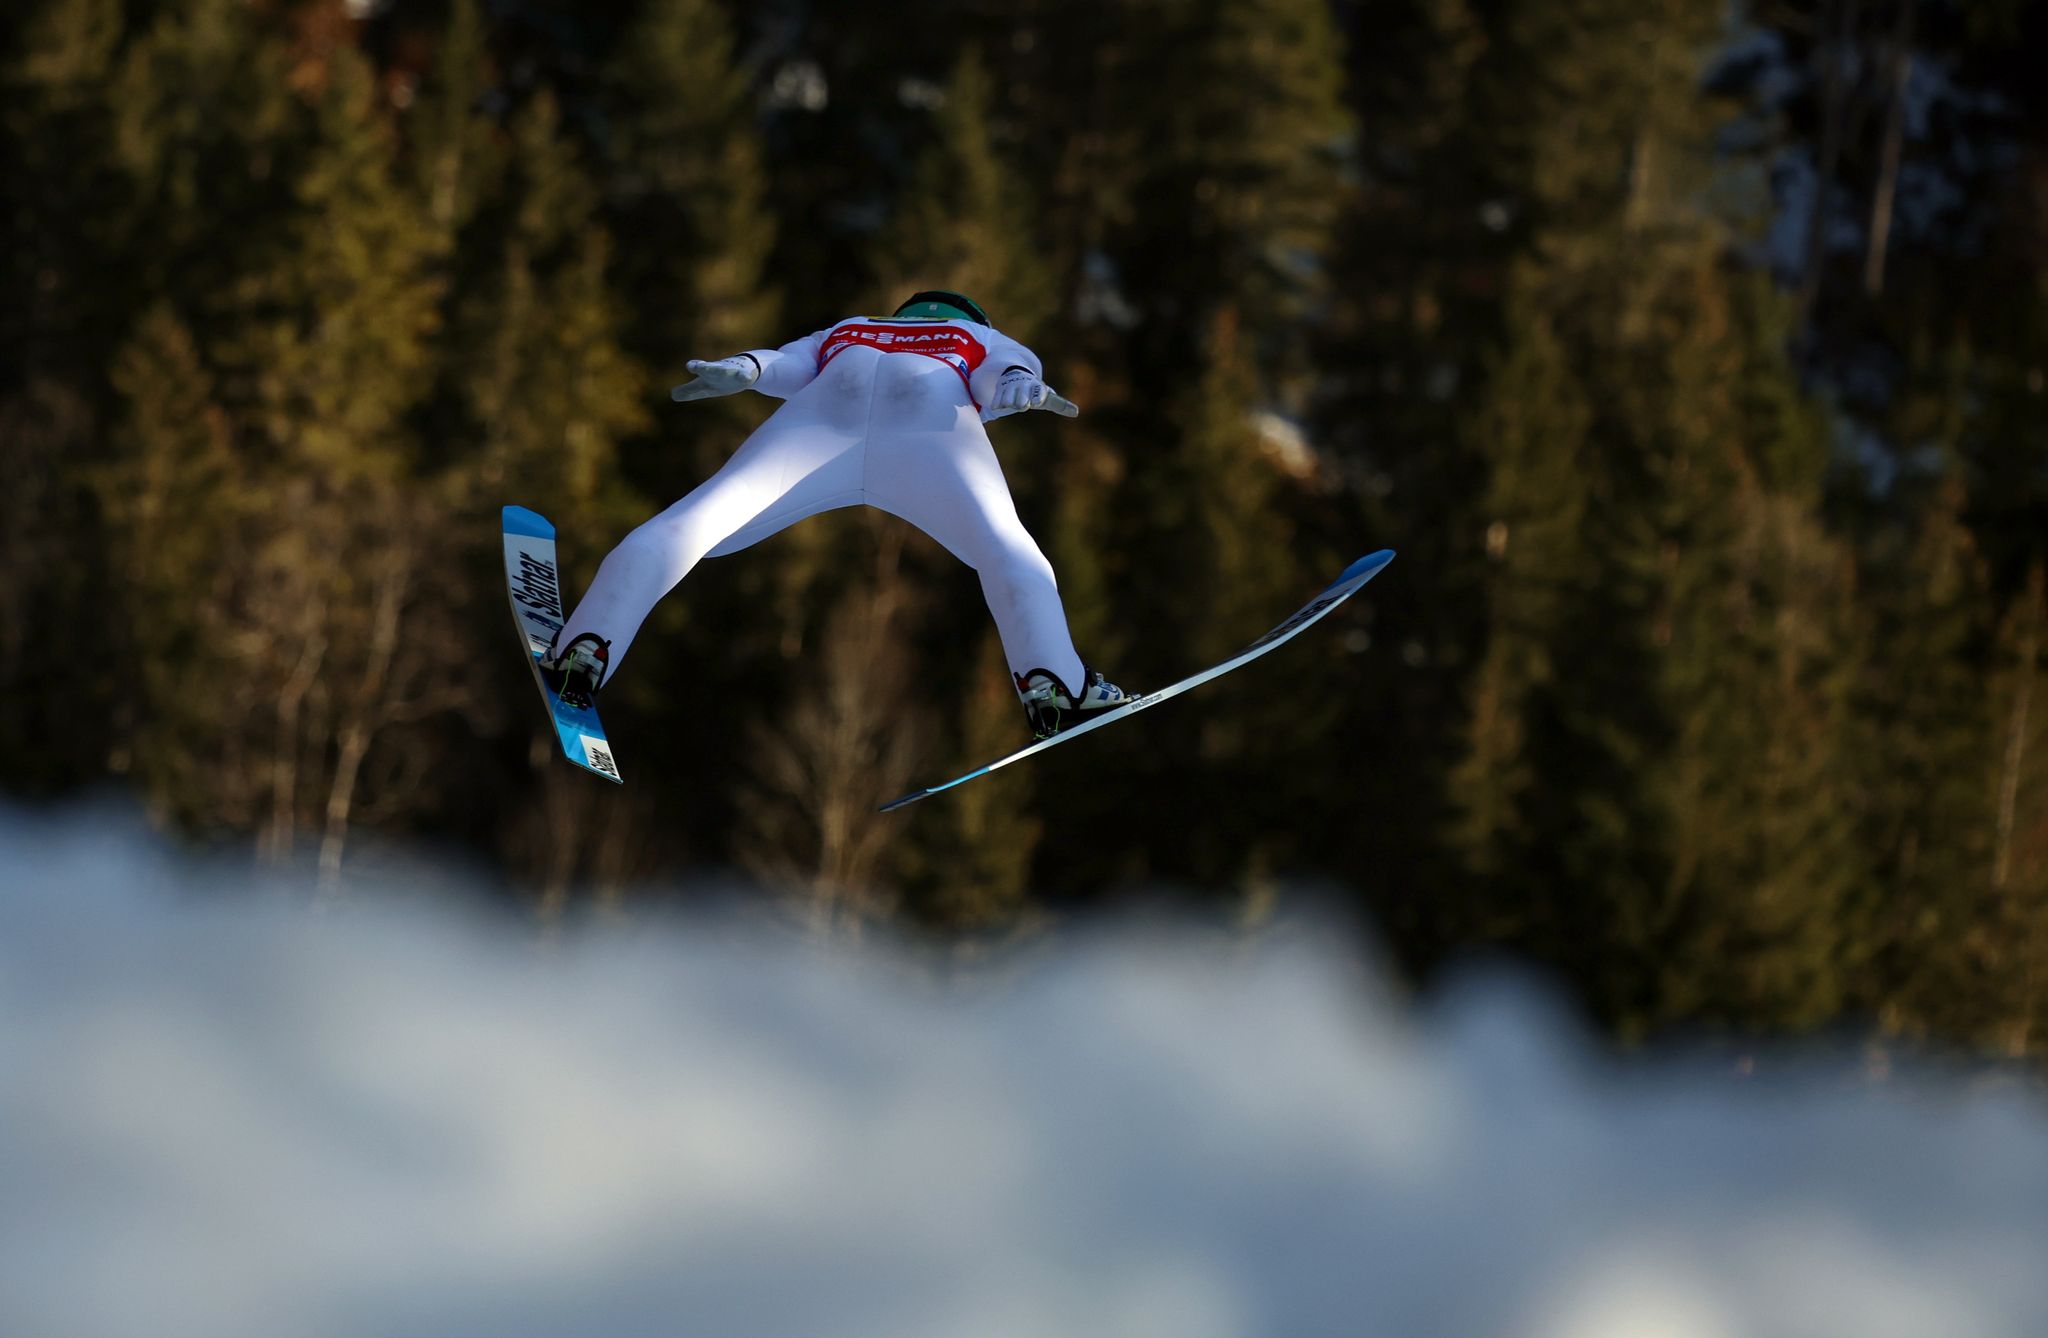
[893,289,990,326]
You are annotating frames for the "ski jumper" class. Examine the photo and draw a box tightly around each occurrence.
[557,317,1089,690]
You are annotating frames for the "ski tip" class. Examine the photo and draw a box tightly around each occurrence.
[1336,549,1396,584]
[879,789,932,813]
[503,505,555,539]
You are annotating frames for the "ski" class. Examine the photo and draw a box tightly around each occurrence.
[501,505,623,784]
[880,549,1395,812]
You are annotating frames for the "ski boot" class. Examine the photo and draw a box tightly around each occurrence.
[1014,665,1133,739]
[540,632,610,710]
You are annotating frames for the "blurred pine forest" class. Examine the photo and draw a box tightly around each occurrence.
[4,0,2045,1050]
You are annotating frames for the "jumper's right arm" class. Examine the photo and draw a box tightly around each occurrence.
[669,329,830,403]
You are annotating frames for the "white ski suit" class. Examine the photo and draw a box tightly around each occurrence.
[558,316,1089,690]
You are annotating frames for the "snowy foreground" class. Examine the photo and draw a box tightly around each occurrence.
[3,809,2046,1338]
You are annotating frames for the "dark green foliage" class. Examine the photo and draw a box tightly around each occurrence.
[4,0,2047,1056]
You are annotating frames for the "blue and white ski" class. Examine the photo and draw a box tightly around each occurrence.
[502,505,623,784]
[880,549,1395,812]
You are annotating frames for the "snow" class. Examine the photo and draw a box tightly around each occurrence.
[2,805,2045,1338]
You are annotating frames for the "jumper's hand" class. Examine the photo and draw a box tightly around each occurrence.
[984,366,1077,421]
[670,356,759,402]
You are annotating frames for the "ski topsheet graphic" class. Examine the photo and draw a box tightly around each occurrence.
[502,505,622,784]
[881,549,1395,812]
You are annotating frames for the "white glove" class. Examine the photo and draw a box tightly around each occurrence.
[984,366,1079,421]
[670,356,760,402]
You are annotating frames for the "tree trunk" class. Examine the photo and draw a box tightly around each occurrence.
[1994,561,2043,891]
[1864,1,1916,296]
[264,597,328,866]
[318,556,408,894]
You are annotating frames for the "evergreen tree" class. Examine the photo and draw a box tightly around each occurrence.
[0,0,132,795]
[1978,560,2048,1053]
[408,0,497,237]
[1447,272,1620,978]
[1440,0,1877,1033]
[402,4,655,886]
[90,0,307,840]
[1131,308,1301,670]
[1450,286,1599,892]
[1117,0,1353,375]
[1639,271,1870,1030]
[1851,464,2020,1044]
[602,0,776,378]
[438,89,644,531]
[1299,0,1499,954]
[97,305,249,830]
[96,7,451,873]
[2,0,129,374]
